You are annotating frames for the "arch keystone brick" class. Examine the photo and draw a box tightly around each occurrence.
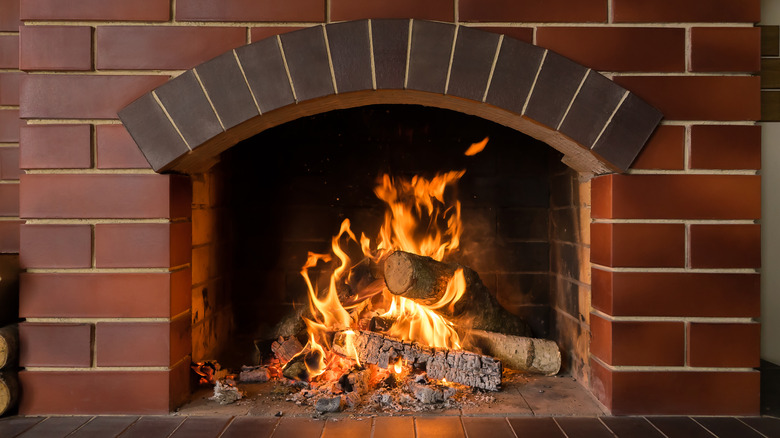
[118,20,662,175]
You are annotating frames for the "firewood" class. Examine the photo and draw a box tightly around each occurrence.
[332,330,502,391]
[0,324,18,370]
[0,370,18,416]
[383,251,531,337]
[462,330,561,376]
[271,336,304,364]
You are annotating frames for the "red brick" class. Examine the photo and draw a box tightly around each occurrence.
[0,72,21,105]
[689,224,761,269]
[688,323,760,368]
[20,174,190,219]
[19,224,91,268]
[97,26,246,70]
[96,124,151,169]
[592,269,760,318]
[0,35,19,68]
[591,315,684,367]
[0,110,22,142]
[691,27,760,73]
[19,124,91,169]
[613,76,760,121]
[94,222,191,268]
[591,360,759,415]
[459,0,607,22]
[20,270,191,318]
[0,147,21,180]
[20,26,92,71]
[0,183,19,216]
[630,125,685,170]
[20,0,170,21]
[176,0,324,22]
[0,220,21,253]
[591,222,685,268]
[20,74,169,119]
[613,0,760,23]
[96,318,190,367]
[250,27,305,43]
[690,125,761,170]
[0,0,20,31]
[591,174,760,220]
[537,27,684,72]
[18,370,173,414]
[472,27,533,44]
[18,322,92,367]
[331,0,453,21]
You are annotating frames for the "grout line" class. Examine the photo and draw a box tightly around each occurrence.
[504,417,519,438]
[482,34,503,102]
[404,19,413,89]
[192,69,225,130]
[368,20,377,90]
[685,26,693,73]
[591,218,758,224]
[26,317,174,323]
[24,366,172,371]
[21,20,758,27]
[683,320,689,366]
[684,124,692,170]
[232,50,262,115]
[590,264,759,274]
[685,222,691,268]
[453,0,459,23]
[590,354,756,373]
[556,68,591,131]
[522,49,547,115]
[25,267,178,274]
[151,91,192,150]
[276,35,298,102]
[624,169,759,175]
[590,90,628,148]
[590,308,757,324]
[444,24,459,95]
[736,418,772,438]
[321,24,339,94]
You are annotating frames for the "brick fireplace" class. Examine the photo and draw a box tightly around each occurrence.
[1,0,762,416]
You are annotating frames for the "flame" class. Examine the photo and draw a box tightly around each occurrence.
[464,136,489,156]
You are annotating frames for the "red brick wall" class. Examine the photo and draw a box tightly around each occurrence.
[10,0,761,415]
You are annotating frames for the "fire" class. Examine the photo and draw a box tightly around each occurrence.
[298,170,470,379]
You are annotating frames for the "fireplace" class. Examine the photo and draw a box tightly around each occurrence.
[7,1,762,417]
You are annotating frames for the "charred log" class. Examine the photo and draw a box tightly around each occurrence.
[383,251,531,336]
[462,330,561,376]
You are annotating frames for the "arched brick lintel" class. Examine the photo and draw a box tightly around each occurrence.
[118,19,663,175]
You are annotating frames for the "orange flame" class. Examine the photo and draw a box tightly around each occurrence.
[464,136,489,156]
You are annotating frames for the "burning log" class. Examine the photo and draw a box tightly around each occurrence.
[0,324,18,370]
[383,251,531,337]
[333,330,502,391]
[463,330,561,376]
[271,336,304,364]
[0,370,18,416]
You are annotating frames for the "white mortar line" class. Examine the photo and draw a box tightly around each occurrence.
[151,90,192,150]
[232,50,263,115]
[685,26,693,73]
[590,355,755,373]
[443,24,459,95]
[521,49,547,115]
[26,317,173,323]
[24,367,173,371]
[25,218,174,224]
[556,68,591,131]
[25,168,157,175]
[590,90,628,149]
[368,20,377,90]
[24,119,122,125]
[25,268,179,274]
[591,218,758,225]
[192,69,225,130]
[482,35,503,102]
[684,222,691,269]
[684,124,692,170]
[404,19,413,89]
[590,308,757,324]
[276,35,298,102]
[321,24,339,94]
[590,263,759,274]
[624,169,759,175]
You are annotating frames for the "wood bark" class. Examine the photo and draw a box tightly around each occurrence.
[383,251,531,337]
[0,371,18,416]
[0,324,18,370]
[462,330,561,376]
[332,330,502,391]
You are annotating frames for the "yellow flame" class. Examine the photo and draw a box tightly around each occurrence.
[464,136,489,156]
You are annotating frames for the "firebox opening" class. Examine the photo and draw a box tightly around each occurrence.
[190,104,591,396]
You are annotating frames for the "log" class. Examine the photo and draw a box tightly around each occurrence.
[0,370,18,416]
[462,330,560,376]
[383,251,531,337]
[332,330,502,391]
[0,324,18,370]
[271,336,304,364]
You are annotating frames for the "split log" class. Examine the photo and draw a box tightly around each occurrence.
[0,371,18,416]
[383,251,531,337]
[271,336,304,364]
[333,330,502,391]
[463,330,560,376]
[0,324,18,370]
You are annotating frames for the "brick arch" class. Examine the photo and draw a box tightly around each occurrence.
[118,19,662,174]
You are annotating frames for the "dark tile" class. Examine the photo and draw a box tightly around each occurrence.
[559,71,625,147]
[69,416,139,438]
[154,70,223,149]
[461,417,514,438]
[600,417,664,438]
[647,417,719,438]
[169,416,231,438]
[118,416,185,438]
[118,92,190,171]
[407,20,456,93]
[220,416,277,438]
[279,27,335,102]
[321,418,372,438]
[591,92,663,171]
[485,37,545,114]
[371,19,409,89]
[326,20,373,93]
[694,417,764,438]
[372,416,414,438]
[507,417,566,437]
[17,416,91,438]
[235,37,296,113]
[740,417,780,437]
[447,26,500,101]
[525,51,588,129]
[0,417,44,437]
[554,418,614,438]
[272,417,325,438]
[415,416,465,438]
[195,51,259,130]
